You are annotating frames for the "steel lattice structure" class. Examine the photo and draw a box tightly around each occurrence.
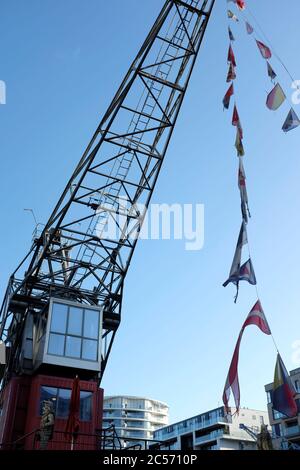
[0,0,215,385]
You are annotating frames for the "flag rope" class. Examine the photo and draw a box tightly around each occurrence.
[223,1,289,414]
[244,227,280,354]
[244,6,296,84]
[239,6,300,130]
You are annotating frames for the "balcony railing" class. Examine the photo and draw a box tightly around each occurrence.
[155,416,228,441]
[194,429,224,445]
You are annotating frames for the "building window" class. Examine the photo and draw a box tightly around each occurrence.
[266,390,273,404]
[40,386,92,421]
[295,380,300,393]
[272,423,281,437]
[48,301,100,362]
[259,416,264,425]
[273,409,285,420]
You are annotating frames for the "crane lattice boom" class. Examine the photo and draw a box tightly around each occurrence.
[0,0,215,385]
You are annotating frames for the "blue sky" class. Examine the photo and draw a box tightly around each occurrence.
[1,0,300,424]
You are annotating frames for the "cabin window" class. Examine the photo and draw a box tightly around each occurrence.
[47,301,100,362]
[39,386,92,421]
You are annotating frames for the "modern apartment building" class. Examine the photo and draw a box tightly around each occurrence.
[265,366,300,449]
[103,396,169,446]
[153,406,269,450]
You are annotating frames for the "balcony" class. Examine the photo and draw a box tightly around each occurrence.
[155,415,228,441]
[194,417,228,430]
[122,412,146,419]
[194,429,224,445]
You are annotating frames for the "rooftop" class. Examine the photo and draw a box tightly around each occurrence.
[103,395,169,408]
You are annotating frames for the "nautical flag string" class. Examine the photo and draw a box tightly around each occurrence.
[238,6,300,132]
[221,3,295,416]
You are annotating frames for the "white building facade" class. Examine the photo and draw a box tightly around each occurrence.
[153,407,269,450]
[103,396,169,446]
[265,367,300,449]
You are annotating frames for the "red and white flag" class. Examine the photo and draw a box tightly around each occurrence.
[223,301,271,414]
[236,0,246,10]
[228,45,237,67]
[256,40,272,59]
[243,300,271,334]
[227,0,246,10]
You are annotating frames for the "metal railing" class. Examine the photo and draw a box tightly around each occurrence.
[0,428,40,450]
[0,425,169,451]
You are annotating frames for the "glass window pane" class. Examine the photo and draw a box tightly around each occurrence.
[48,333,65,356]
[40,386,57,415]
[51,303,68,333]
[65,336,81,358]
[68,306,83,336]
[82,339,98,361]
[83,309,99,339]
[80,391,92,421]
[57,388,71,418]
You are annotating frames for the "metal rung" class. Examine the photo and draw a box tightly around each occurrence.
[165,53,177,60]
[144,102,155,108]
[151,87,162,93]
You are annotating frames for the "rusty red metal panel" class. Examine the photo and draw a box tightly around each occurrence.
[0,376,31,449]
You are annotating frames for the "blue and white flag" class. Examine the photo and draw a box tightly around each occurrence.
[223,221,256,301]
[223,257,257,303]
